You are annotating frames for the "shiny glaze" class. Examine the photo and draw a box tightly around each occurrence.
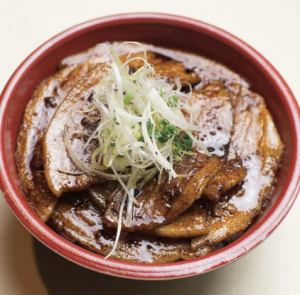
[16,41,283,263]
[16,62,97,220]
[16,66,73,220]
[51,194,202,263]
[104,154,221,231]
[43,64,107,197]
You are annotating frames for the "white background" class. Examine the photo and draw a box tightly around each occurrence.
[0,0,299,294]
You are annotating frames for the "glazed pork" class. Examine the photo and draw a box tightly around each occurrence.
[43,64,107,197]
[16,42,283,263]
[16,62,97,220]
[104,154,222,231]
[50,193,211,263]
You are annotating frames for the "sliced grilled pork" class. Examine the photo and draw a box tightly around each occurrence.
[50,195,205,263]
[16,62,96,220]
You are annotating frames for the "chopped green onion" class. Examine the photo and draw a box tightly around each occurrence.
[167,95,179,107]
[124,92,134,105]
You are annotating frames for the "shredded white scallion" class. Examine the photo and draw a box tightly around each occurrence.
[65,43,207,258]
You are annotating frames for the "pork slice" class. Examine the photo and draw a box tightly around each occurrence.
[190,202,253,249]
[43,64,106,197]
[104,154,221,231]
[190,88,284,248]
[153,205,211,238]
[50,194,199,263]
[120,51,201,86]
[152,159,245,239]
[43,64,109,197]
[87,182,117,211]
[203,159,246,201]
[60,43,201,87]
[16,62,96,221]
[188,80,234,157]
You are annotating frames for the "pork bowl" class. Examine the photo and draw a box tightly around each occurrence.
[0,13,299,279]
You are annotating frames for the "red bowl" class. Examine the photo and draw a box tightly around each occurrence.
[0,13,299,280]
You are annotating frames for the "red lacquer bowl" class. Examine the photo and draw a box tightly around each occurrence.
[0,13,299,280]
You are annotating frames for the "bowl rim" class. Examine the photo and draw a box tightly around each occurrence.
[0,12,299,280]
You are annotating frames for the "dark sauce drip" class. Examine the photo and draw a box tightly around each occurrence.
[44,96,57,108]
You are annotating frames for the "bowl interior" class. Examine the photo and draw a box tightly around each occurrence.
[0,15,298,279]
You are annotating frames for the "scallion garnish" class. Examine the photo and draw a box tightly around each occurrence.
[65,43,208,258]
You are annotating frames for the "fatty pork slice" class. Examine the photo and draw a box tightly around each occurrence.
[88,182,118,210]
[60,43,201,87]
[187,80,247,202]
[153,205,211,238]
[203,159,246,202]
[120,51,201,86]
[16,62,97,220]
[43,64,109,197]
[188,80,234,157]
[104,153,222,232]
[153,158,246,238]
[49,194,208,263]
[190,88,284,249]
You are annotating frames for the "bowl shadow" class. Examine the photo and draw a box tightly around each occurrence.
[32,238,238,295]
[0,201,46,295]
